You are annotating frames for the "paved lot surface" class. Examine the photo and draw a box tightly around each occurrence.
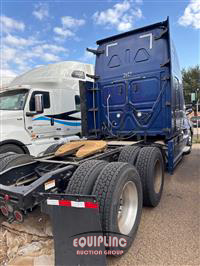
[109,144,200,266]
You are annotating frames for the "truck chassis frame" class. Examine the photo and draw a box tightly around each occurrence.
[0,132,187,216]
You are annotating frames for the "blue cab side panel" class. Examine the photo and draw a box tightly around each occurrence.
[170,40,186,137]
[85,18,185,140]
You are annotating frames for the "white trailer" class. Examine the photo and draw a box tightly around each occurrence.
[0,61,94,156]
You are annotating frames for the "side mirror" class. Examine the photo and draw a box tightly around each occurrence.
[26,94,44,117]
[35,94,44,114]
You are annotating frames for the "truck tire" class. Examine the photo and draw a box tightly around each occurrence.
[92,162,142,254]
[0,153,33,172]
[66,160,108,195]
[118,146,141,165]
[0,144,24,154]
[136,147,164,207]
[43,143,63,155]
[0,153,17,171]
[0,152,15,160]
[0,153,20,172]
[184,129,193,155]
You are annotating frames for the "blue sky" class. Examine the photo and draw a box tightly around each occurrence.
[0,0,199,79]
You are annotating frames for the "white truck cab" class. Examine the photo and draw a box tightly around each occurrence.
[0,61,94,156]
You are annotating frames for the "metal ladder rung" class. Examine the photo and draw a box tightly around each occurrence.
[88,108,98,112]
[88,88,100,91]
[89,129,101,133]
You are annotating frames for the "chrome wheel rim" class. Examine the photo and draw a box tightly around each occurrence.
[154,160,162,194]
[117,181,138,235]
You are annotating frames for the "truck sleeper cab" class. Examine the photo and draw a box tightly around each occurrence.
[0,61,94,157]
[82,18,191,143]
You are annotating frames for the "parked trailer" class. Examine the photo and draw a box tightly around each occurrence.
[0,18,192,265]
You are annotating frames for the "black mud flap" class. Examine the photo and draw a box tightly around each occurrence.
[41,193,107,266]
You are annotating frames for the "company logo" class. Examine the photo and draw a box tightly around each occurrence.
[71,231,129,256]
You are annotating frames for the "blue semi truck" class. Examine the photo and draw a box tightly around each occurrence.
[0,18,192,265]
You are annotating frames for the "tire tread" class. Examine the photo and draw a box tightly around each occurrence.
[66,160,107,194]
[118,146,141,165]
[0,153,33,172]
[136,146,164,206]
[92,162,139,232]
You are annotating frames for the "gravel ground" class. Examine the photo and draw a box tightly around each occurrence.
[109,144,200,266]
[0,144,199,265]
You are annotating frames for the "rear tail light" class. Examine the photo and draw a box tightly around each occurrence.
[14,210,23,222]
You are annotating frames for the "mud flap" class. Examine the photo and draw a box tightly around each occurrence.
[41,193,107,266]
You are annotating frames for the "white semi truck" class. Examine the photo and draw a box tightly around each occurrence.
[0,61,94,156]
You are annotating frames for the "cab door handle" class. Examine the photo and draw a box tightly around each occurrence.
[51,118,54,126]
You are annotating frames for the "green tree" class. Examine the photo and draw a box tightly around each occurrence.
[182,65,200,104]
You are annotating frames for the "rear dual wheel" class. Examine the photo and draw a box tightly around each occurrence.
[118,145,164,207]
[136,147,164,207]
[92,162,142,253]
[67,160,143,254]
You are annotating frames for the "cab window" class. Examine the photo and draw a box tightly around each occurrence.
[71,70,85,79]
[75,95,80,111]
[0,89,28,110]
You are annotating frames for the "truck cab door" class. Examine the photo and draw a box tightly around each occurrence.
[24,90,55,139]
[48,89,81,137]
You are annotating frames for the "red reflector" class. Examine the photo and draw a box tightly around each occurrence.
[85,202,99,209]
[0,206,9,217]
[59,200,71,207]
[47,199,99,209]
[4,194,10,201]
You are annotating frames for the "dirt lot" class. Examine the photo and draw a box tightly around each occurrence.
[0,144,199,266]
[109,144,200,266]
[193,128,200,137]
